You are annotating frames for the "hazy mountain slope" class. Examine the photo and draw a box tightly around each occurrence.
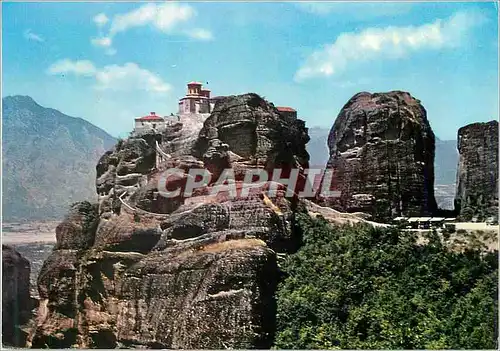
[435,138,458,184]
[2,95,116,221]
[434,138,458,210]
[306,126,330,167]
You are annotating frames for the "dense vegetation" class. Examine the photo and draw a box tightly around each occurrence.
[275,214,498,349]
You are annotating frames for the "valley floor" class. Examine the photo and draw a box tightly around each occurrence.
[2,221,57,297]
[2,221,58,244]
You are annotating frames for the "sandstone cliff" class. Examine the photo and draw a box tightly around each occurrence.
[455,120,498,221]
[28,94,312,348]
[2,245,34,346]
[321,91,437,221]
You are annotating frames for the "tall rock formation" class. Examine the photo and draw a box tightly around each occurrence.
[28,94,311,349]
[321,91,437,221]
[455,120,498,221]
[306,130,459,210]
[196,93,309,170]
[2,245,33,346]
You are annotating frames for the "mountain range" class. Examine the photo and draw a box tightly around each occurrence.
[2,96,116,221]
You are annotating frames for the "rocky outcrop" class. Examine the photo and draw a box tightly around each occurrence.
[321,91,437,221]
[455,120,498,221]
[28,93,314,348]
[55,202,98,250]
[196,93,309,171]
[96,134,158,219]
[108,239,277,349]
[2,245,33,346]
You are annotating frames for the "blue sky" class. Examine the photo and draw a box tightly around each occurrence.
[3,1,498,139]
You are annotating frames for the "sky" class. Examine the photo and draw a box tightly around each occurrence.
[2,1,499,139]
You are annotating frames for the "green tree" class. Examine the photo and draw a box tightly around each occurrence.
[274,214,498,349]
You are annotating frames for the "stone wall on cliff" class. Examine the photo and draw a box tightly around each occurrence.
[2,245,33,346]
[455,120,498,221]
[321,91,437,221]
[28,93,314,349]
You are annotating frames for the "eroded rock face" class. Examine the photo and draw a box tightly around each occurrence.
[455,120,499,221]
[196,93,309,172]
[55,201,98,250]
[29,93,311,348]
[2,245,33,346]
[321,91,437,221]
[115,239,277,349]
[96,135,157,219]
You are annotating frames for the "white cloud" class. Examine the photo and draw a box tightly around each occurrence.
[92,13,114,53]
[95,63,171,92]
[93,13,109,27]
[295,11,485,81]
[91,2,212,54]
[90,38,116,55]
[24,29,44,42]
[47,59,97,76]
[47,59,171,93]
[186,28,213,41]
[91,36,112,48]
[105,48,117,56]
[110,2,194,35]
[296,2,412,18]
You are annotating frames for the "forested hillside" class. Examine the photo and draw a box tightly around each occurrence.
[275,214,498,349]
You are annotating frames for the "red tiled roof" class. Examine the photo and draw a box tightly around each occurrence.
[187,81,203,86]
[276,106,296,112]
[135,112,164,121]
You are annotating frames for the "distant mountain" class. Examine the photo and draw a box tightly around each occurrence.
[2,96,116,221]
[434,138,458,210]
[306,126,330,167]
[435,138,458,185]
[306,126,458,210]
